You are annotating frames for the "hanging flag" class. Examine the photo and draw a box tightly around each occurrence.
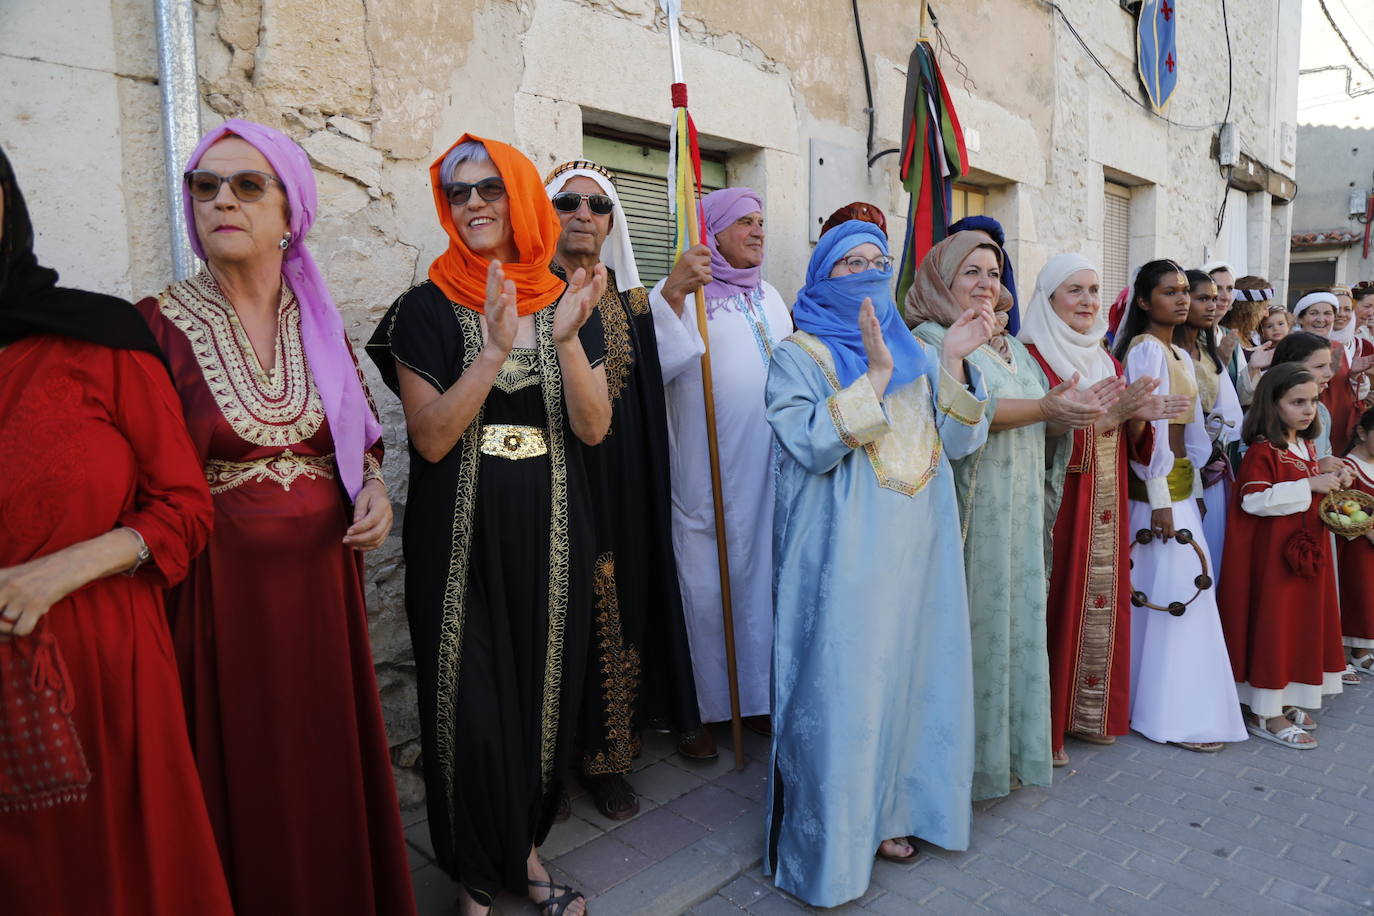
[895,40,968,307]
[1137,0,1179,113]
[667,83,705,256]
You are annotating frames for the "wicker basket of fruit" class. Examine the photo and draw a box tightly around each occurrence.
[1320,490,1374,540]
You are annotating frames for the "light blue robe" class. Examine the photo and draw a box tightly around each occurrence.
[762,332,990,908]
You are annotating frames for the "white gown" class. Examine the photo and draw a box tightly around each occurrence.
[1124,338,1247,745]
[650,280,792,723]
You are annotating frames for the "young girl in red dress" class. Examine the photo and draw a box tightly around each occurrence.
[1219,364,1352,749]
[1341,408,1374,674]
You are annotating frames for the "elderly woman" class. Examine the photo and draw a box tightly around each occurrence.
[368,135,608,916]
[765,220,994,907]
[1019,254,1184,767]
[135,121,413,915]
[905,231,1109,799]
[0,149,231,914]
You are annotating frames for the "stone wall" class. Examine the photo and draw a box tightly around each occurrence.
[2,0,1303,808]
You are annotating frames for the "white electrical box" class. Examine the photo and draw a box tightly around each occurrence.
[1279,122,1296,167]
[808,139,865,244]
[1350,189,1368,218]
[1218,123,1239,167]
[964,127,981,153]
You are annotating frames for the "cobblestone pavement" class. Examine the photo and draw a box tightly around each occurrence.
[411,676,1374,914]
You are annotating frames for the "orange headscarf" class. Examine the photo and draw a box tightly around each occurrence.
[427,134,565,315]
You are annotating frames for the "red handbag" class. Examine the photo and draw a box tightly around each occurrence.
[0,623,92,813]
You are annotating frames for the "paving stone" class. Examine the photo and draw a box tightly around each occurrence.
[1064,850,1163,898]
[551,833,653,896]
[537,814,603,860]
[411,863,459,915]
[743,891,809,914]
[958,852,1051,899]
[1051,823,1136,864]
[634,758,708,805]
[689,895,747,915]
[1123,851,1218,896]
[1016,851,1104,898]
[1263,876,1358,915]
[719,875,770,909]
[611,806,710,860]
[406,819,437,863]
[1316,874,1374,910]
[668,784,755,830]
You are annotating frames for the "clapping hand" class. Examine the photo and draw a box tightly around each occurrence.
[553,263,608,344]
[858,298,893,396]
[482,260,518,357]
[1351,352,1374,375]
[1041,374,1108,429]
[1248,341,1276,372]
[941,303,997,361]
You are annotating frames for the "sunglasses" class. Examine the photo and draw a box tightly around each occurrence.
[184,169,284,203]
[551,192,614,215]
[443,177,506,206]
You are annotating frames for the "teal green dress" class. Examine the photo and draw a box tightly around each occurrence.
[915,323,1061,799]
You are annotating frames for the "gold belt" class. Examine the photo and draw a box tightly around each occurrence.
[205,450,336,495]
[480,424,548,460]
[1128,457,1194,504]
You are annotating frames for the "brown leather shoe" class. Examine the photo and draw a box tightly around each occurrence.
[743,715,772,737]
[580,772,640,820]
[677,725,718,761]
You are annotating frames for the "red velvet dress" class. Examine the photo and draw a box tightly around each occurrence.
[1219,439,1346,707]
[0,336,231,916]
[136,274,415,916]
[1338,455,1374,647]
[1028,348,1145,751]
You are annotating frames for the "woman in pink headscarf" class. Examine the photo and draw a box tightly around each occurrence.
[135,120,415,915]
[649,186,792,760]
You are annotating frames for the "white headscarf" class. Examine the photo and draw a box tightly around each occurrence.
[1293,291,1338,319]
[544,161,642,292]
[1018,253,1116,388]
[1331,288,1357,347]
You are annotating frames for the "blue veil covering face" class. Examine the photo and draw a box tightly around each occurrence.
[792,220,929,395]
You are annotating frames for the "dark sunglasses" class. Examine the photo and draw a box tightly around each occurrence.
[443,177,506,206]
[551,191,614,215]
[184,169,283,203]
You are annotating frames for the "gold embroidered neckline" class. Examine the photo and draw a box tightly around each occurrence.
[158,272,325,447]
[494,347,541,394]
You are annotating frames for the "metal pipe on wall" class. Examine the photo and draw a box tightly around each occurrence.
[155,0,202,281]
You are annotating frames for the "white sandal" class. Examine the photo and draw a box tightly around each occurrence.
[1351,653,1374,675]
[1247,718,1317,749]
[1283,706,1316,730]
[1342,664,1362,686]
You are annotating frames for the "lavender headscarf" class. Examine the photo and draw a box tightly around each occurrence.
[184,119,383,501]
[702,187,763,299]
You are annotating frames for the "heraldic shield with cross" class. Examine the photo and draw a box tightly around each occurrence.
[1137,0,1179,112]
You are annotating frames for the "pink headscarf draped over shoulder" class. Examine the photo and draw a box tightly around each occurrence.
[702,187,763,300]
[184,119,383,501]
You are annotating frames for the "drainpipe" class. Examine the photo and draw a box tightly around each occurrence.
[155,0,202,280]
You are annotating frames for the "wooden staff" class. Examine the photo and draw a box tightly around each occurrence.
[684,195,746,772]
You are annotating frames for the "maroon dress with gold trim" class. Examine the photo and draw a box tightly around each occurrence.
[136,273,415,916]
[1028,348,1148,752]
[1338,455,1374,647]
[0,336,232,916]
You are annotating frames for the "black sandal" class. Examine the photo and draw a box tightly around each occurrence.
[580,772,639,820]
[529,878,586,916]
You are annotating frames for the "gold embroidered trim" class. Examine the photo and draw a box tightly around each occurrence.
[435,304,486,845]
[158,272,325,447]
[937,365,985,426]
[598,285,634,404]
[204,450,336,494]
[626,287,650,316]
[493,348,541,394]
[479,424,548,460]
[787,332,940,497]
[362,452,385,485]
[1067,426,1122,737]
[536,306,572,789]
[826,395,861,449]
[582,552,642,776]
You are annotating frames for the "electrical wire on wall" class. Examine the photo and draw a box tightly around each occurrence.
[1211,0,1234,240]
[850,0,899,166]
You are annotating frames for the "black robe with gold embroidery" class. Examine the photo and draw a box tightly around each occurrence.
[366,281,602,903]
[554,265,701,776]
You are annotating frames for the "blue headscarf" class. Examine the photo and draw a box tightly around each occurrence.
[949,214,1019,334]
[793,220,929,395]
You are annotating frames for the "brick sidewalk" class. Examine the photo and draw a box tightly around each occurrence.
[410,677,1374,914]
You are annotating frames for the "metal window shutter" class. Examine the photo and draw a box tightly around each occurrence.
[583,135,723,288]
[1102,183,1132,300]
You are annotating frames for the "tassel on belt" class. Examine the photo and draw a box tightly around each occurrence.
[1128,457,1194,504]
[479,424,548,460]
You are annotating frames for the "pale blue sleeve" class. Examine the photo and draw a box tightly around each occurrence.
[765,341,890,475]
